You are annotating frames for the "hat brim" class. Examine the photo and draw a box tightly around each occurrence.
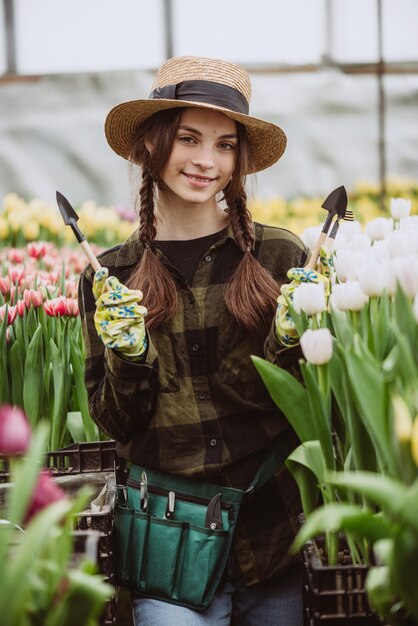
[105,98,286,174]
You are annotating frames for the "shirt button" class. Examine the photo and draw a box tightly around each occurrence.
[204,255,212,263]
[192,344,200,351]
[188,296,195,304]
[210,438,217,447]
[198,393,206,401]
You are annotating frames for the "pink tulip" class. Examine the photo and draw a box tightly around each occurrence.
[0,304,17,325]
[24,470,67,524]
[16,299,26,317]
[45,296,79,317]
[65,280,78,299]
[0,404,31,456]
[8,265,25,285]
[0,276,11,296]
[43,296,68,317]
[7,248,25,264]
[23,289,43,309]
[27,241,47,260]
[65,298,79,317]
[43,255,58,271]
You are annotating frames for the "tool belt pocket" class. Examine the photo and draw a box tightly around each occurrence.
[114,465,243,611]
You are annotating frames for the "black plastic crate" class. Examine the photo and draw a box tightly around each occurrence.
[0,440,117,482]
[46,440,117,474]
[302,539,382,626]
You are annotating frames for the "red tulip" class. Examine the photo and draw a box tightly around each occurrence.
[27,241,47,260]
[24,470,67,524]
[0,404,31,456]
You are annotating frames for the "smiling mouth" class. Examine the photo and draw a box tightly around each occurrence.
[183,173,215,183]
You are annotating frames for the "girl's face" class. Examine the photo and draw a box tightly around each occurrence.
[158,108,238,208]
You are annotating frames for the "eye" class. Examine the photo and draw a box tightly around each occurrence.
[218,142,236,151]
[178,135,196,144]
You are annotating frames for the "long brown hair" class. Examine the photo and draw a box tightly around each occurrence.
[127,108,279,333]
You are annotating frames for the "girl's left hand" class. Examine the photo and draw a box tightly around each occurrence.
[275,247,333,347]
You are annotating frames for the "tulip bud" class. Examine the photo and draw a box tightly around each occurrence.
[0,404,31,456]
[300,328,333,365]
[27,241,47,260]
[349,233,372,251]
[390,198,412,220]
[392,257,418,298]
[411,417,418,467]
[413,294,418,324]
[329,281,369,312]
[293,282,326,315]
[358,259,390,297]
[365,217,394,241]
[393,395,413,442]
[24,470,67,524]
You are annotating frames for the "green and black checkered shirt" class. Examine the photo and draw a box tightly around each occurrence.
[79,222,309,586]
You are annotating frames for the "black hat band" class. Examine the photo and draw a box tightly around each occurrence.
[149,79,249,115]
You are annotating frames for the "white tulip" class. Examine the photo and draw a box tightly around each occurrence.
[349,233,372,251]
[357,259,390,297]
[365,217,394,241]
[339,219,362,242]
[390,197,412,220]
[392,256,418,297]
[400,215,418,230]
[413,294,418,324]
[300,328,333,365]
[334,250,368,282]
[330,281,369,311]
[301,226,321,251]
[386,230,416,258]
[370,239,390,259]
[293,282,326,315]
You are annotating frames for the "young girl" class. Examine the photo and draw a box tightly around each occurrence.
[79,56,313,626]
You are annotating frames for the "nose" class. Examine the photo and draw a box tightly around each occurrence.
[191,145,215,170]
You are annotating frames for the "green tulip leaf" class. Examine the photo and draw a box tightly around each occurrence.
[23,323,44,425]
[329,471,418,531]
[290,502,394,554]
[251,356,313,442]
[286,441,329,515]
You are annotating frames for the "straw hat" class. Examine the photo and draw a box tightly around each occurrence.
[105,56,287,174]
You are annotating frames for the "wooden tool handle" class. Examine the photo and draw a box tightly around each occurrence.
[80,240,102,273]
[305,231,327,270]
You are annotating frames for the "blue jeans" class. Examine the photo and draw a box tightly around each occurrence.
[131,557,303,626]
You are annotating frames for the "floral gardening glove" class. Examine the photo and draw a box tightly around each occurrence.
[275,247,333,347]
[93,268,148,359]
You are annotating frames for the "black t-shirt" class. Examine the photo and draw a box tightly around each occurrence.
[155,228,226,285]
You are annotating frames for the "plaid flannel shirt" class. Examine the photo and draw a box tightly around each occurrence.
[78,222,309,586]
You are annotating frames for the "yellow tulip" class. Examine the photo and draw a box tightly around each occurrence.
[23,220,40,241]
[411,417,418,466]
[393,395,413,442]
[0,216,9,239]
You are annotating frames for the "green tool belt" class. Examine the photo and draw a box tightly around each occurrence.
[113,436,293,611]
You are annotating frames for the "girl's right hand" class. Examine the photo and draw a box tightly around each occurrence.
[93,268,148,358]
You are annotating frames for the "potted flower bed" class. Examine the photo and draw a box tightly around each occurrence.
[254,198,418,625]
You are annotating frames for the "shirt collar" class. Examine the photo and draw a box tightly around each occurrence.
[114,222,251,268]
